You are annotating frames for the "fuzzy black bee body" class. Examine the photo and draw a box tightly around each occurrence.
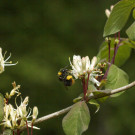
[58,68,75,86]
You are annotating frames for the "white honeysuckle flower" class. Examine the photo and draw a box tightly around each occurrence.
[5,84,21,99]
[0,48,17,74]
[1,86,39,130]
[17,105,27,119]
[70,55,98,78]
[10,87,20,97]
[16,96,29,119]
[19,119,26,127]
[105,5,114,18]
[10,105,18,128]
[2,104,14,129]
[70,55,101,86]
[4,104,10,119]
[70,55,91,79]
[4,120,12,128]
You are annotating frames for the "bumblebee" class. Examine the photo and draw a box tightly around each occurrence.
[58,68,75,86]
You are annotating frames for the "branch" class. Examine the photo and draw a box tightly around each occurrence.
[19,81,135,132]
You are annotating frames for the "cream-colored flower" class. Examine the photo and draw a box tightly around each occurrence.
[5,85,21,99]
[70,55,91,78]
[1,85,39,130]
[16,96,29,119]
[0,48,17,73]
[70,55,101,86]
[1,104,16,129]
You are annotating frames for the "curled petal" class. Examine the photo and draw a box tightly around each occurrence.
[85,56,90,71]
[90,56,97,71]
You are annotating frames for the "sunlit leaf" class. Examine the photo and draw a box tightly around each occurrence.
[126,21,135,41]
[62,101,90,135]
[123,39,135,49]
[133,8,135,19]
[0,93,4,122]
[105,64,129,97]
[103,0,135,37]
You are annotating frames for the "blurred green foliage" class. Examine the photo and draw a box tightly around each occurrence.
[0,0,135,135]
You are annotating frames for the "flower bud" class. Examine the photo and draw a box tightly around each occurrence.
[105,5,114,18]
[115,39,119,44]
[32,106,38,121]
[90,56,97,70]
[105,9,110,18]
[23,96,29,105]
[10,89,16,97]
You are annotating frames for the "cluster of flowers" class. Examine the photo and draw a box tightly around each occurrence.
[68,5,114,87]
[70,55,104,87]
[0,82,39,130]
[0,48,39,131]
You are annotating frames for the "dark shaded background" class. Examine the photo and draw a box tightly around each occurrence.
[0,0,135,135]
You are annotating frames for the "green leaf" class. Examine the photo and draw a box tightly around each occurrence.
[62,101,90,135]
[0,93,4,122]
[133,8,135,19]
[97,38,131,67]
[105,64,129,97]
[126,21,135,41]
[89,99,100,113]
[3,129,12,135]
[103,0,135,37]
[123,39,135,48]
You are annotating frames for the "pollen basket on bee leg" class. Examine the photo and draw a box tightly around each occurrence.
[58,72,62,76]
[66,75,73,80]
